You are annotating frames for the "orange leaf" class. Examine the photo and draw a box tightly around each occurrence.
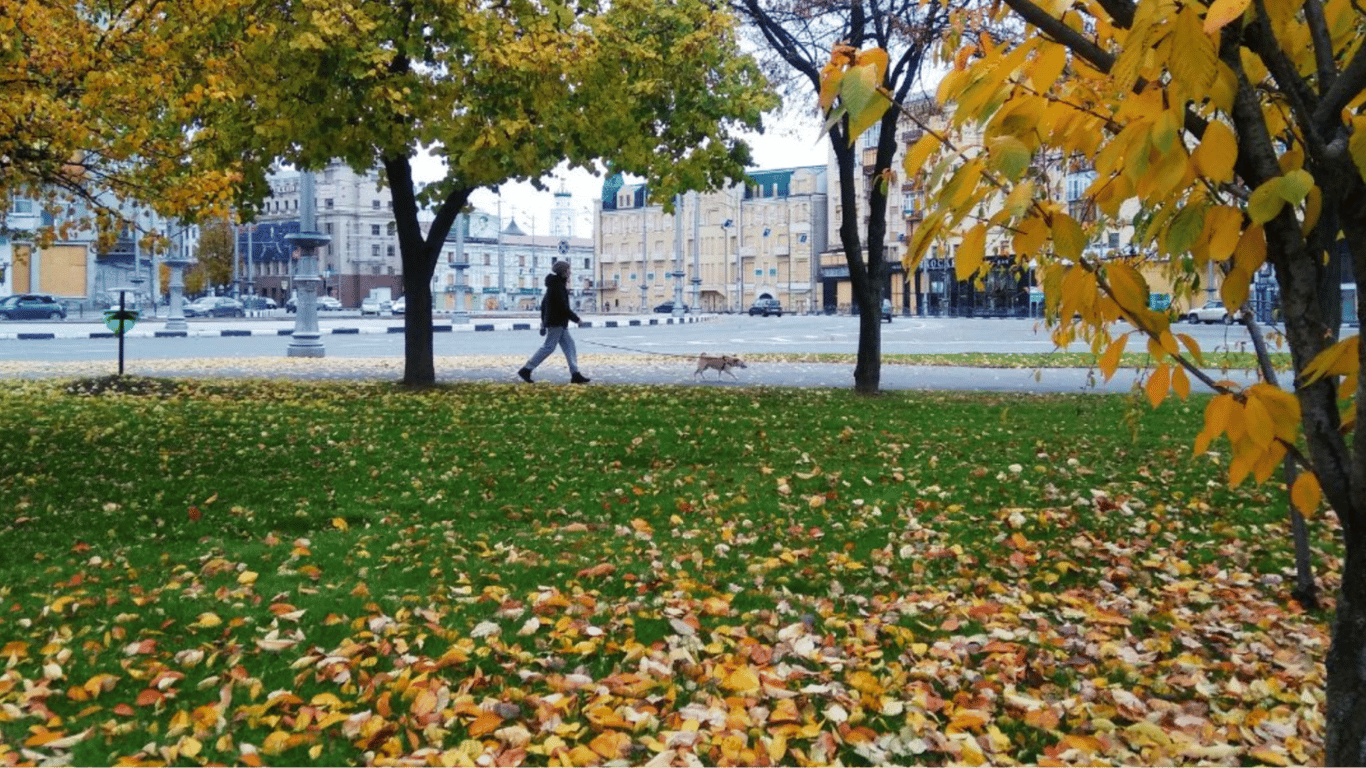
[136,688,163,707]
[1145,364,1171,408]
[468,711,503,738]
[589,731,631,760]
[1291,472,1321,517]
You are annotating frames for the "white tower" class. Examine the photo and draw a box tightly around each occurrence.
[550,181,575,238]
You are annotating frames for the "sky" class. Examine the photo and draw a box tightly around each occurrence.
[411,119,832,239]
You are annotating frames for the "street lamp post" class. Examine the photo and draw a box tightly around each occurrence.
[287,170,331,358]
[640,282,648,313]
[163,254,189,332]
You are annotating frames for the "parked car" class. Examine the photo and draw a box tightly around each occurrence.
[286,295,343,313]
[0,293,66,320]
[182,296,244,318]
[391,296,406,315]
[654,301,690,313]
[748,298,783,317]
[240,296,277,310]
[1186,300,1239,324]
[360,296,393,316]
[881,298,893,323]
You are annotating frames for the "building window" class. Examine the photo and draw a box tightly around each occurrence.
[484,255,490,266]
[325,223,333,234]
[372,244,380,257]
[372,200,381,209]
[1108,232,1121,248]
[387,245,395,257]
[371,225,380,236]
[324,198,334,209]
[387,222,396,236]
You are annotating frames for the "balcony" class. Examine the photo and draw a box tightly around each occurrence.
[595,280,619,291]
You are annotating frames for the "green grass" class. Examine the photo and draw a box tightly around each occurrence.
[0,375,1333,766]
[749,350,1294,370]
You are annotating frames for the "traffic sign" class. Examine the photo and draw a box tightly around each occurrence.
[103,308,139,336]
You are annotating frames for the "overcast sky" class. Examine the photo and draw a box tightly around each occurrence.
[412,120,832,239]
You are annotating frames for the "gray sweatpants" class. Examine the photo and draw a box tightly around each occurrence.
[523,326,579,373]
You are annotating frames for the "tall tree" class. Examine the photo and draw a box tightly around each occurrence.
[872,0,1366,760]
[202,0,773,386]
[0,0,241,242]
[195,217,236,291]
[734,0,951,394]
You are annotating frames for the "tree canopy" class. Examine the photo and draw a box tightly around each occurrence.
[194,0,773,384]
[0,0,241,242]
[833,0,1366,760]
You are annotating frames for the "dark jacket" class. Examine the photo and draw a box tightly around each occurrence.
[540,272,581,327]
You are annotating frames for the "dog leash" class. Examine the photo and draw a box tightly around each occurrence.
[582,339,705,358]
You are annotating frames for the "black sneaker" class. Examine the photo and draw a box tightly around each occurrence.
[570,372,591,384]
[517,368,533,383]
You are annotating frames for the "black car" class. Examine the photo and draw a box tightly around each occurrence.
[0,293,67,320]
[748,298,782,317]
[654,301,689,313]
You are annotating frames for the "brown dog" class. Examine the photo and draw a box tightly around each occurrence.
[694,353,747,380]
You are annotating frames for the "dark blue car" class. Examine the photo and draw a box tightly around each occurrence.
[0,293,67,320]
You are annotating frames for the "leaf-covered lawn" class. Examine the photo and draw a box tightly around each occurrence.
[0,377,1332,766]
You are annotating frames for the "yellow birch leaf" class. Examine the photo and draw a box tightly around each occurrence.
[1051,213,1086,261]
[903,132,940,176]
[1172,365,1192,399]
[1106,263,1148,314]
[1177,333,1207,367]
[1253,441,1288,482]
[1013,216,1050,256]
[1221,266,1251,311]
[1191,120,1238,183]
[1248,177,1288,223]
[1030,44,1068,93]
[1278,169,1314,204]
[1146,364,1171,407]
[768,733,788,764]
[1099,335,1128,381]
[988,135,1032,181]
[724,666,761,693]
[333,516,349,531]
[1204,0,1252,33]
[1203,205,1244,261]
[1171,7,1218,93]
[957,225,987,282]
[1003,180,1035,219]
[1244,394,1276,449]
[842,63,890,142]
[1299,335,1360,385]
[237,571,258,585]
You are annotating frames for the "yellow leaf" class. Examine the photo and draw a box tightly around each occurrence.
[1013,216,1050,256]
[468,711,502,737]
[767,733,788,764]
[1030,44,1068,93]
[1191,120,1238,183]
[1146,364,1171,408]
[1232,224,1267,274]
[957,225,987,282]
[1172,365,1191,398]
[1050,213,1086,260]
[1204,0,1252,33]
[1244,394,1276,449]
[237,571,258,585]
[723,666,761,693]
[1221,266,1251,312]
[1291,473,1322,517]
[1099,335,1128,382]
[1202,205,1244,261]
[1248,177,1288,223]
[1278,169,1314,204]
[1106,263,1148,314]
[411,688,438,717]
[333,516,349,531]
[194,612,222,628]
[1299,335,1360,385]
[903,132,940,175]
[841,63,890,143]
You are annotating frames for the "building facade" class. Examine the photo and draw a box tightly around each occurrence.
[594,167,829,313]
[242,162,405,307]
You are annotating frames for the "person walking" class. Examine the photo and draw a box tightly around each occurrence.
[518,261,590,384]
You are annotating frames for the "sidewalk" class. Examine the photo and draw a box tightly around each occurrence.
[0,312,708,340]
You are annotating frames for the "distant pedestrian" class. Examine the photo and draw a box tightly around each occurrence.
[518,261,590,384]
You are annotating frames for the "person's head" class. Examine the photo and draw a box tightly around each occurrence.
[552,261,570,278]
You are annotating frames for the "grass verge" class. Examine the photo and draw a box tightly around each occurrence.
[0,376,1331,766]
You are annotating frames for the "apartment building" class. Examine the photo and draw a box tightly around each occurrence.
[594,167,829,313]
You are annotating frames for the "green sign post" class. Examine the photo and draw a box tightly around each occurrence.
[103,289,140,375]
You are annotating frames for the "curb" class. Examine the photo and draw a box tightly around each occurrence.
[0,314,711,341]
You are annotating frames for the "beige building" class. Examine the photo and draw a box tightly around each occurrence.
[593,167,829,313]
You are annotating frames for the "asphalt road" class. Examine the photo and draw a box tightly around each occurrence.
[0,312,1267,392]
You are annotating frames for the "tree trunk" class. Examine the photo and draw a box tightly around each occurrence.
[402,276,436,386]
[1325,545,1366,765]
[383,155,468,388]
